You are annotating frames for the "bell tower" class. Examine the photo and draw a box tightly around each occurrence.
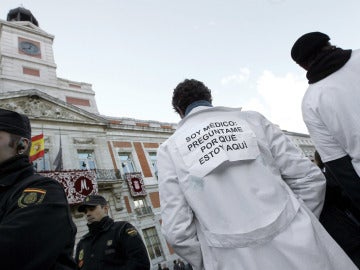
[0,7,99,114]
[0,7,58,93]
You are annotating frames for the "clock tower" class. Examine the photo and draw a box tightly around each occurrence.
[0,7,99,114]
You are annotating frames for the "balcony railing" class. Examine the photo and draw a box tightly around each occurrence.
[94,169,121,181]
[134,206,153,217]
[36,168,122,182]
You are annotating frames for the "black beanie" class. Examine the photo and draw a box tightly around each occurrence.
[0,108,31,139]
[291,32,330,65]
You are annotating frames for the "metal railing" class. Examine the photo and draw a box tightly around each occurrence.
[37,168,122,182]
[94,169,121,181]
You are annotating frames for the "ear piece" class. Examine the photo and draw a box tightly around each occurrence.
[17,139,26,154]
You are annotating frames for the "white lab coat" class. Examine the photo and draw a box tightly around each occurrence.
[158,106,357,270]
[302,49,360,176]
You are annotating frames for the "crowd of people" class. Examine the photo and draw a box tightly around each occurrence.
[0,31,359,269]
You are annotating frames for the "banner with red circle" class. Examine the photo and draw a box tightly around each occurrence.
[40,170,98,204]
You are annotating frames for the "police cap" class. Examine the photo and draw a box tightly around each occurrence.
[0,108,31,139]
[78,195,107,212]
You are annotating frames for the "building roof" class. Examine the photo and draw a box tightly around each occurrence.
[7,7,39,27]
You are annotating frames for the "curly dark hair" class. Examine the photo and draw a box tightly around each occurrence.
[172,79,212,115]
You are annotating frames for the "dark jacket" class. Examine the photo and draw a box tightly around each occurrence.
[321,156,360,267]
[75,216,150,270]
[325,155,360,220]
[0,155,77,269]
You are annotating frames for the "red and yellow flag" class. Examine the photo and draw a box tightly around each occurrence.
[29,134,45,162]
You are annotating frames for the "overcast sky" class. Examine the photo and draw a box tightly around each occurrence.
[2,0,360,133]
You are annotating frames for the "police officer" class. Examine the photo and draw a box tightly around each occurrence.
[0,108,77,269]
[75,194,150,270]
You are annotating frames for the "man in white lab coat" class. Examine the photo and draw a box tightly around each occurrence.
[291,31,360,265]
[157,79,356,270]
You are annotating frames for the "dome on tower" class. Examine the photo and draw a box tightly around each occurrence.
[7,7,39,26]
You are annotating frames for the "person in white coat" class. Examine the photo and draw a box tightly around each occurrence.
[157,79,357,270]
[291,31,360,265]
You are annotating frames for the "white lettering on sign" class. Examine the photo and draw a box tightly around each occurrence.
[80,179,90,192]
[176,119,259,177]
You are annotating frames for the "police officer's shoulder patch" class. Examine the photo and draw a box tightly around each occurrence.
[77,249,84,268]
[79,249,84,260]
[18,188,46,208]
[125,227,138,236]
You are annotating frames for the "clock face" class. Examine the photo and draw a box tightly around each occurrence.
[19,41,40,55]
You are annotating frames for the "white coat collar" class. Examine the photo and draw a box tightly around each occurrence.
[177,106,242,128]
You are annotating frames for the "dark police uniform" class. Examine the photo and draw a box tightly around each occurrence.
[75,216,150,270]
[0,155,77,269]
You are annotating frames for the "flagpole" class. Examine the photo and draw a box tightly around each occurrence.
[53,128,63,171]
[42,125,45,170]
[59,128,62,170]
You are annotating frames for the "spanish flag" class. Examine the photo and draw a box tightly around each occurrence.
[29,134,45,162]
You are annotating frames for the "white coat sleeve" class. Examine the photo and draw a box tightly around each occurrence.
[260,114,326,218]
[157,142,204,270]
[312,86,360,173]
[301,86,347,163]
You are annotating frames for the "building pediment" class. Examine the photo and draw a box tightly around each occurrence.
[0,89,107,125]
